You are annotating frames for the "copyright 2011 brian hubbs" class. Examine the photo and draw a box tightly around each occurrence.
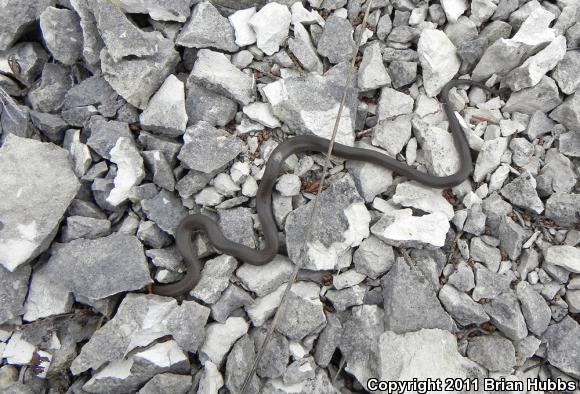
[366,377,578,393]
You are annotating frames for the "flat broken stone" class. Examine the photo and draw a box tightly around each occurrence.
[503,76,562,114]
[0,0,55,50]
[358,41,390,91]
[228,7,257,47]
[472,38,529,82]
[199,316,249,366]
[179,122,245,174]
[140,75,188,137]
[191,255,238,304]
[439,284,488,326]
[285,174,369,270]
[176,1,238,52]
[500,173,543,214]
[276,282,326,341]
[0,135,80,271]
[141,190,188,235]
[249,2,291,56]
[0,265,30,324]
[392,181,454,219]
[542,316,580,379]
[190,49,254,105]
[418,28,461,96]
[371,209,450,249]
[24,233,151,321]
[317,14,355,64]
[115,0,193,22]
[39,6,83,66]
[71,294,210,374]
[107,137,146,207]
[544,245,580,273]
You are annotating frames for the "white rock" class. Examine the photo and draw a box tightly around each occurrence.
[377,329,484,383]
[245,283,286,326]
[249,3,291,55]
[242,176,258,197]
[544,246,580,273]
[499,119,525,137]
[275,174,301,196]
[346,142,393,202]
[243,102,281,128]
[230,161,251,184]
[213,173,240,197]
[377,87,414,120]
[512,7,556,48]
[333,269,366,290]
[418,29,461,97]
[139,74,187,136]
[200,316,249,366]
[291,2,324,26]
[2,332,34,365]
[228,7,257,47]
[473,137,508,182]
[371,209,450,248]
[232,50,254,68]
[392,181,455,219]
[440,0,467,23]
[63,129,92,178]
[134,340,188,368]
[195,187,224,207]
[358,41,390,91]
[107,137,145,207]
[198,361,224,394]
[237,255,293,296]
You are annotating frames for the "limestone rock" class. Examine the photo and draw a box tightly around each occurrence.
[39,7,82,65]
[249,2,291,55]
[140,75,188,137]
[418,28,461,96]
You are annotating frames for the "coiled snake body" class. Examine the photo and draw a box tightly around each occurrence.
[152,79,507,296]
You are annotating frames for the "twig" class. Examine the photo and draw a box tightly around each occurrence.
[239,2,375,392]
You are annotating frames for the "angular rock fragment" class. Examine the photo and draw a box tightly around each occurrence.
[439,284,488,326]
[190,49,254,105]
[503,76,562,114]
[472,265,510,301]
[372,115,412,156]
[179,122,245,174]
[176,1,238,52]
[552,50,580,95]
[483,292,528,341]
[142,151,175,191]
[228,7,257,47]
[0,136,80,271]
[0,87,32,142]
[473,137,508,182]
[200,317,249,366]
[550,90,580,132]
[317,14,355,64]
[61,216,111,242]
[377,87,414,121]
[0,265,30,324]
[467,335,515,372]
[276,283,326,341]
[107,137,146,207]
[377,329,484,383]
[115,0,193,22]
[185,79,237,127]
[544,245,580,273]
[226,334,260,394]
[511,7,556,49]
[236,255,293,296]
[542,317,580,379]
[288,22,323,74]
[211,284,254,323]
[0,0,55,50]
[417,125,461,177]
[472,39,529,82]
[249,2,291,56]
[393,181,454,219]
[71,295,209,374]
[418,28,460,96]
[139,373,192,394]
[39,7,82,65]
[191,255,238,304]
[500,173,543,214]
[440,0,467,23]
[141,190,187,236]
[263,65,357,145]
[140,75,187,137]
[515,281,550,336]
[285,174,369,270]
[545,193,580,228]
[382,259,454,333]
[371,209,450,249]
[28,63,71,113]
[64,75,117,110]
[358,41,390,91]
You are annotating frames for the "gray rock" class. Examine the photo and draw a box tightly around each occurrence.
[498,216,529,261]
[470,238,501,272]
[472,265,511,301]
[463,206,486,236]
[176,1,238,52]
[552,50,580,95]
[472,38,529,82]
[101,40,179,109]
[285,174,369,270]
[211,284,254,323]
[372,115,412,156]
[6,42,50,90]
[526,110,555,140]
[60,216,111,242]
[249,2,291,56]
[70,0,105,66]
[200,317,249,366]
[418,28,461,96]
[473,137,508,182]
[448,261,475,292]
[377,87,414,121]
[516,281,551,336]
[509,138,534,167]
[142,151,176,191]
[314,313,342,368]
[353,235,394,279]
[416,124,462,177]
[550,90,580,132]
[28,63,71,113]
[191,49,254,105]
[138,373,192,394]
[276,283,326,341]
[179,122,244,174]
[317,14,355,64]
[377,329,484,384]
[71,294,209,374]
[0,265,30,324]
[467,335,516,372]
[226,335,260,394]
[388,60,417,89]
[439,284,489,326]
[252,327,289,379]
[339,305,384,385]
[86,116,133,159]
[191,255,238,304]
[236,255,293,297]
[544,245,580,273]
[545,193,580,228]
[325,285,366,311]
[0,136,80,271]
[64,76,117,110]
[538,151,576,195]
[283,357,316,385]
[185,80,237,127]
[500,173,543,214]
[140,75,187,137]
[346,142,394,202]
[262,64,357,146]
[371,209,450,249]
[503,76,562,114]
[358,41,390,91]
[28,111,67,142]
[0,0,55,50]
[559,131,580,157]
[288,22,323,74]
[484,292,528,341]
[137,220,171,248]
[116,0,193,22]
[542,316,580,379]
[82,340,189,393]
[382,259,454,333]
[39,7,82,65]
[141,190,187,235]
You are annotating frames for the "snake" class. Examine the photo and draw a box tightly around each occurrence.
[151,79,509,297]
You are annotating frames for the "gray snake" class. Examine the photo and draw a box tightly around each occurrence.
[152,79,508,296]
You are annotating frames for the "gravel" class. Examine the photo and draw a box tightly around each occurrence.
[1,0,579,391]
